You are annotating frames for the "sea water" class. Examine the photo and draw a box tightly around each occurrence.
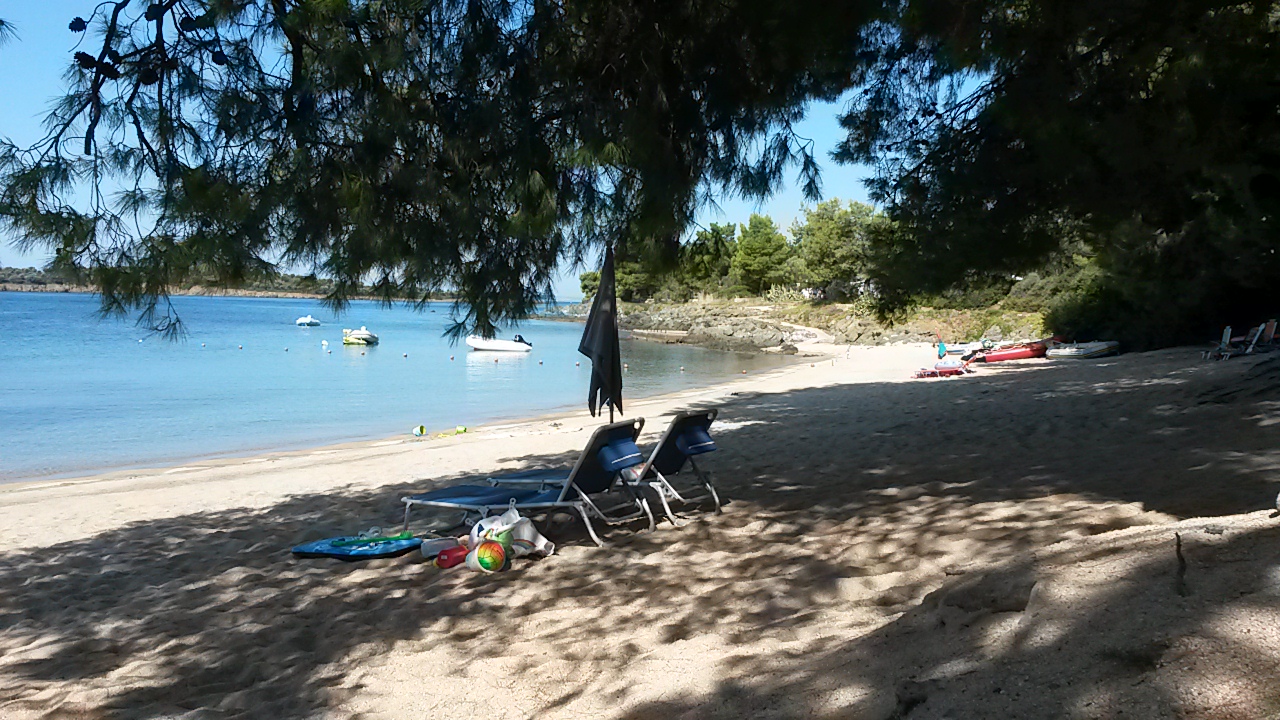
[0,292,791,481]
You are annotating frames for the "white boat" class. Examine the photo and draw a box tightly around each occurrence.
[465,334,532,352]
[1046,341,1119,359]
[944,341,992,356]
[296,315,320,326]
[342,326,379,345]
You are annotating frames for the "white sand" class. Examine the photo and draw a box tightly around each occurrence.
[0,341,1277,719]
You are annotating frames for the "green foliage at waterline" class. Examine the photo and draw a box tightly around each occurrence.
[579,201,883,303]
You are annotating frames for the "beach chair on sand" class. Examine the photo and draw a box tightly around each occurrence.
[1204,326,1234,360]
[400,419,653,546]
[618,410,722,526]
[1204,325,1264,360]
[1259,320,1277,351]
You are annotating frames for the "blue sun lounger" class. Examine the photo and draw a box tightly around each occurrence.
[400,418,652,546]
[620,410,721,526]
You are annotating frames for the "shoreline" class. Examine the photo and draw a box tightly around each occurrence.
[0,335,841,493]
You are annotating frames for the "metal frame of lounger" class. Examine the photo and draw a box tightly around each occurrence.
[620,409,721,526]
[399,419,653,546]
[1204,325,1260,360]
[1203,326,1232,360]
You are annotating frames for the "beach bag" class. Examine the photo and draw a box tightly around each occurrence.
[469,505,556,559]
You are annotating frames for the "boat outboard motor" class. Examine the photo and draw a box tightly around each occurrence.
[513,334,531,347]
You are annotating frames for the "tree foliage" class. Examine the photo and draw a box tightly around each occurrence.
[4,1,1277,345]
[682,223,737,290]
[0,0,877,336]
[790,199,875,290]
[578,202,892,302]
[839,0,1280,345]
[731,214,791,294]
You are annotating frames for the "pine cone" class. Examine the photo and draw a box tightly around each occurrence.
[69,17,88,32]
[74,52,97,70]
[211,49,227,66]
[144,5,165,22]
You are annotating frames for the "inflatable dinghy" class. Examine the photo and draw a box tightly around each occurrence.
[292,533,422,561]
[1046,341,1120,359]
[914,359,973,378]
[971,342,1047,363]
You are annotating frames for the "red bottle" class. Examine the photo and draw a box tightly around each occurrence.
[434,545,468,569]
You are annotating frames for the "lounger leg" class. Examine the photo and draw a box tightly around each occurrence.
[653,470,688,504]
[690,459,722,514]
[576,505,606,547]
[402,502,412,534]
[652,469,690,517]
[640,495,656,532]
[705,481,722,514]
[650,482,683,527]
[621,484,656,531]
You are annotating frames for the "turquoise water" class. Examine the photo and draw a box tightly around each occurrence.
[0,292,789,481]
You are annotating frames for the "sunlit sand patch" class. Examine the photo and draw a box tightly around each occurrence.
[709,419,765,431]
[162,466,209,474]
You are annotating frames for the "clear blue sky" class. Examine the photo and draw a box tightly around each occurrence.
[0,3,872,300]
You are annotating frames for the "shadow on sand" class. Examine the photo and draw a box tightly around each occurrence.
[1,351,1278,718]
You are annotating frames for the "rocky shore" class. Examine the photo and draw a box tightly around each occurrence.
[546,300,1041,353]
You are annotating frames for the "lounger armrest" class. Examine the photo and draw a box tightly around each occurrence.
[487,468,569,490]
[487,477,556,488]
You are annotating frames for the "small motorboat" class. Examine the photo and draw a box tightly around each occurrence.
[465,334,533,352]
[296,315,320,327]
[342,326,379,345]
[1047,341,1120,359]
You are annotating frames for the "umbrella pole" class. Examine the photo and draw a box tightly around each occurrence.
[609,403,614,422]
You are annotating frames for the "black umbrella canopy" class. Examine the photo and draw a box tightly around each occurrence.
[579,246,623,418]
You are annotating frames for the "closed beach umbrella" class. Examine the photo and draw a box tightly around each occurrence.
[579,246,623,419]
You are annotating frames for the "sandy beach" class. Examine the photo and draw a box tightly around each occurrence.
[1,341,1277,719]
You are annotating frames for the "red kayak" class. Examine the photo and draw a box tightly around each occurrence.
[973,342,1047,363]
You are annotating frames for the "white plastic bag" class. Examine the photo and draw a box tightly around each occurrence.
[469,505,555,558]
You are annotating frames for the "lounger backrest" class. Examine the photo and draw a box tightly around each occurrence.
[558,418,646,500]
[644,409,718,477]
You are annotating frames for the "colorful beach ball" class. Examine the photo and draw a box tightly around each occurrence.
[467,540,506,573]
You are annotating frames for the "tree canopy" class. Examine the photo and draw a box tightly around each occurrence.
[2,1,1276,344]
[730,214,790,295]
[838,0,1280,345]
[576,203,888,302]
[0,0,875,336]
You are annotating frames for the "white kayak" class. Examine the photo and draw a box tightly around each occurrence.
[1047,341,1119,359]
[343,326,379,345]
[466,335,532,352]
[296,315,320,326]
